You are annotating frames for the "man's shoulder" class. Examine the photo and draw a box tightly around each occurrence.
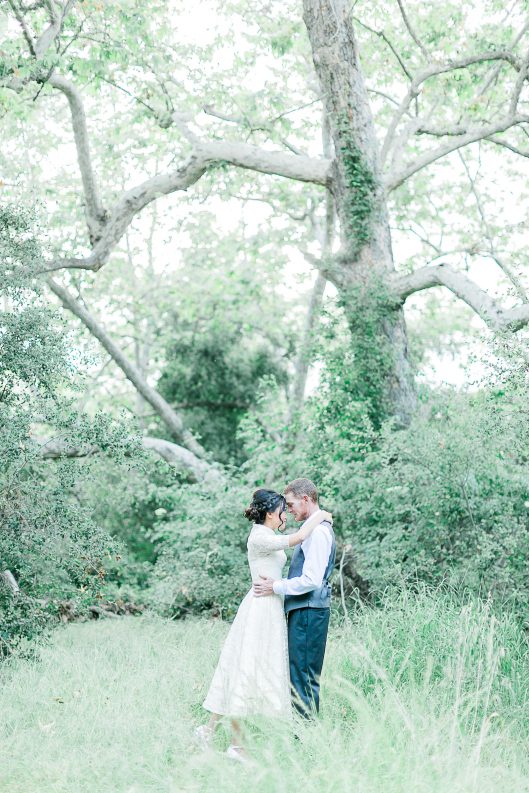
[311,521,333,540]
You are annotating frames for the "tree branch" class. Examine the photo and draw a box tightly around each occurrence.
[40,124,331,273]
[4,0,74,92]
[382,49,523,166]
[457,150,528,301]
[46,277,208,459]
[500,303,529,331]
[477,20,529,97]
[33,0,74,59]
[141,437,220,480]
[353,17,413,80]
[1,570,20,596]
[42,152,209,272]
[391,263,529,332]
[97,74,160,119]
[387,113,529,191]
[48,74,107,242]
[396,0,429,59]
[485,135,529,157]
[36,434,217,481]
[416,123,470,137]
[509,46,529,115]
[202,105,306,156]
[179,117,331,185]
[8,0,37,55]
[391,263,503,327]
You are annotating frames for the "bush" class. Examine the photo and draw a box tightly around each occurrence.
[298,327,529,622]
[144,476,252,619]
[0,204,140,657]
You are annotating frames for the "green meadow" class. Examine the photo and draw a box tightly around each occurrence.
[1,589,528,793]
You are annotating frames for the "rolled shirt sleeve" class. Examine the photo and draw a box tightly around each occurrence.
[272,524,332,596]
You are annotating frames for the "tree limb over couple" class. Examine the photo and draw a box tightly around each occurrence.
[194,478,336,763]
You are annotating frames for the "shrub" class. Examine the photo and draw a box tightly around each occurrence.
[0,204,139,656]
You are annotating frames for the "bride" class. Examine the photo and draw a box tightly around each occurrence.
[194,488,331,762]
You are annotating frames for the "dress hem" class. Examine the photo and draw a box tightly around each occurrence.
[202,701,292,719]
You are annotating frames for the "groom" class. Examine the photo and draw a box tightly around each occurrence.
[253,477,336,718]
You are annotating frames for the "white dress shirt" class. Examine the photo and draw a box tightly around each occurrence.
[272,522,333,596]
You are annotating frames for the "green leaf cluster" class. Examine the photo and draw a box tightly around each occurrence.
[336,112,378,255]
[0,205,140,657]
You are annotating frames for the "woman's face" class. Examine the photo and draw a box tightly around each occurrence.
[267,506,287,531]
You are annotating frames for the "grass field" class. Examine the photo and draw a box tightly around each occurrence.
[1,589,528,793]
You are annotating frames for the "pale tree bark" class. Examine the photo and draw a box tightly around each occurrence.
[35,435,217,482]
[124,221,154,432]
[390,265,529,332]
[39,140,331,273]
[5,5,332,275]
[46,277,207,459]
[386,111,529,191]
[47,74,108,243]
[303,0,417,425]
[1,570,20,596]
[287,115,334,425]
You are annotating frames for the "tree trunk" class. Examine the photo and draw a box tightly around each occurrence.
[288,271,327,422]
[288,114,333,425]
[303,0,416,426]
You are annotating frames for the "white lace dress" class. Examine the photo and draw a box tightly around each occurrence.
[202,523,291,719]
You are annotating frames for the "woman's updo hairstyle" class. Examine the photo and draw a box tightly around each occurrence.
[244,489,286,524]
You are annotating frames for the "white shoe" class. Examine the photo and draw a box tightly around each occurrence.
[226,745,249,764]
[194,724,214,749]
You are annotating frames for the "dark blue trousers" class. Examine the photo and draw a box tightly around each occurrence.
[287,606,330,718]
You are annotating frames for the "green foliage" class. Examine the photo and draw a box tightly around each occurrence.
[336,111,378,254]
[2,0,529,644]
[314,289,395,433]
[77,454,187,604]
[140,331,529,626]
[329,586,529,746]
[158,327,287,464]
[351,390,529,617]
[305,359,529,621]
[0,205,139,657]
[144,476,252,619]
[330,109,397,434]
[153,219,293,465]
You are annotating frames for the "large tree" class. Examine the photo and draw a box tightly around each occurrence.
[3,0,529,465]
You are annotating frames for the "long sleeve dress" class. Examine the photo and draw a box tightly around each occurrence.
[202,523,292,719]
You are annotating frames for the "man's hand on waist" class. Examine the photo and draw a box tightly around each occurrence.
[253,575,275,597]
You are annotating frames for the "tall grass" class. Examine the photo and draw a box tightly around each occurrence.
[0,588,528,792]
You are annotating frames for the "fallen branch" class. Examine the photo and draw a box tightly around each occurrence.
[1,570,20,596]
[36,434,222,482]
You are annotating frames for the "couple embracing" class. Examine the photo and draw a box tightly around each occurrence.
[195,477,336,762]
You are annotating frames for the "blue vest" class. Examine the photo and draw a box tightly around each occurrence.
[284,519,336,613]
